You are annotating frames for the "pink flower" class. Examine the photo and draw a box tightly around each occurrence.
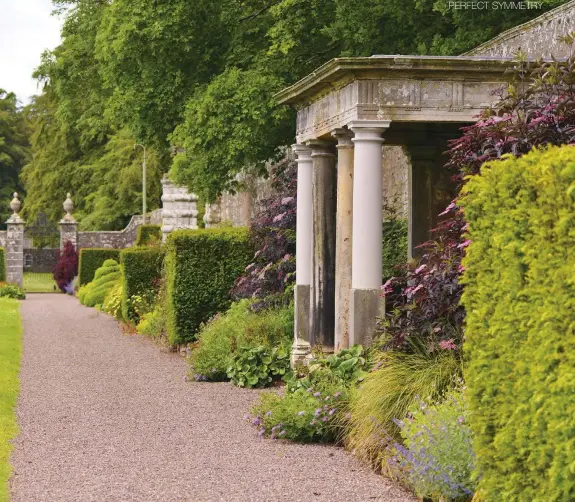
[439,339,457,350]
[381,278,394,295]
[457,239,472,249]
[281,197,294,205]
[458,264,466,273]
[414,264,427,274]
[438,202,456,217]
[273,213,285,223]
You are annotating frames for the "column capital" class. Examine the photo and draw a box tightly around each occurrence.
[349,120,391,143]
[332,128,354,149]
[306,139,335,158]
[291,143,312,160]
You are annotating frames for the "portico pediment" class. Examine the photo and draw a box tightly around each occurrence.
[276,55,516,143]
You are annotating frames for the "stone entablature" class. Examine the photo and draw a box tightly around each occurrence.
[466,0,575,59]
[277,56,515,144]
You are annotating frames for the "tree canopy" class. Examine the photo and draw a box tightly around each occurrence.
[14,0,570,224]
[0,90,29,228]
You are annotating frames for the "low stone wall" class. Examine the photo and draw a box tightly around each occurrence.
[466,0,575,59]
[23,248,59,273]
[78,215,144,249]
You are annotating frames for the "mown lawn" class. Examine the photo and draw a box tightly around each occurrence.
[23,273,57,293]
[0,298,22,502]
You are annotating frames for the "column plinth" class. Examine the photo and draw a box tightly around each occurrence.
[348,121,390,347]
[292,144,313,365]
[332,128,354,353]
[308,140,337,353]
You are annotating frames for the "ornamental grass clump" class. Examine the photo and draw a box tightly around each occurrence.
[460,145,575,501]
[391,387,476,502]
[345,349,461,471]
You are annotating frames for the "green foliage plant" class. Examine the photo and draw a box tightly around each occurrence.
[251,380,348,443]
[345,349,461,471]
[382,205,408,281]
[392,387,476,502]
[189,300,293,381]
[136,305,165,340]
[164,228,253,344]
[78,248,120,286]
[78,259,120,308]
[0,298,22,501]
[101,281,123,320]
[135,224,162,246]
[0,283,25,300]
[120,247,163,322]
[0,249,5,282]
[227,345,290,388]
[460,145,575,501]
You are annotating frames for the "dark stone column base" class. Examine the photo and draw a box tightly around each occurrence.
[349,288,385,347]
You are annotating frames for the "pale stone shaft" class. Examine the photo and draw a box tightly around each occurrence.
[308,140,337,352]
[6,193,24,286]
[160,176,199,242]
[332,129,354,353]
[292,144,313,364]
[349,121,389,346]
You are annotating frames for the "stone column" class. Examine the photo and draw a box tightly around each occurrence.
[405,144,441,259]
[332,128,354,353]
[308,140,337,353]
[5,193,24,287]
[59,193,78,250]
[292,144,313,364]
[203,199,222,228]
[161,176,199,242]
[348,120,390,346]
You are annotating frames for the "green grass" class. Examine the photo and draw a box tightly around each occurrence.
[23,273,57,293]
[0,298,22,502]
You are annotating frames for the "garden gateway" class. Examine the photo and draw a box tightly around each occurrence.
[277,0,575,363]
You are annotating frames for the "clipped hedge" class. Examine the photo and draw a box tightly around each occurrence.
[78,248,121,286]
[0,247,5,282]
[461,146,575,501]
[120,246,164,322]
[136,224,162,246]
[78,259,121,307]
[165,228,252,344]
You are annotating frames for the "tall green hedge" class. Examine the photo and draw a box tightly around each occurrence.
[78,248,121,286]
[460,146,575,501]
[165,228,252,345]
[136,224,162,246]
[0,247,5,282]
[120,246,164,322]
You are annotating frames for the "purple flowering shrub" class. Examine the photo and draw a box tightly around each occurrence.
[391,387,475,501]
[381,46,575,352]
[53,241,78,293]
[230,160,296,310]
[250,381,347,443]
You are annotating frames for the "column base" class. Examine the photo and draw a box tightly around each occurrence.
[292,284,311,366]
[349,288,385,347]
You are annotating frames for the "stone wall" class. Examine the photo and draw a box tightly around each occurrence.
[78,215,144,249]
[219,175,276,227]
[0,231,5,249]
[382,146,409,219]
[467,0,575,59]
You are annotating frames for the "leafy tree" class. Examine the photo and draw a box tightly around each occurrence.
[0,90,29,228]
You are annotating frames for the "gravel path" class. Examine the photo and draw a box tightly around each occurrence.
[10,294,414,502]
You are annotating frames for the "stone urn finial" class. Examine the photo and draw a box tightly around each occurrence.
[62,192,76,223]
[10,192,21,215]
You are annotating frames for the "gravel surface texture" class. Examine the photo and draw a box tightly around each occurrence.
[10,294,415,502]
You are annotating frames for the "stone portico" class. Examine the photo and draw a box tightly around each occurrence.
[277,55,515,361]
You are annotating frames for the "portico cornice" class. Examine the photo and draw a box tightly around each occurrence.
[276,55,527,144]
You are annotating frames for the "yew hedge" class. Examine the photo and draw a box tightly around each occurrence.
[165,228,252,345]
[461,146,575,501]
[0,248,5,282]
[78,248,121,286]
